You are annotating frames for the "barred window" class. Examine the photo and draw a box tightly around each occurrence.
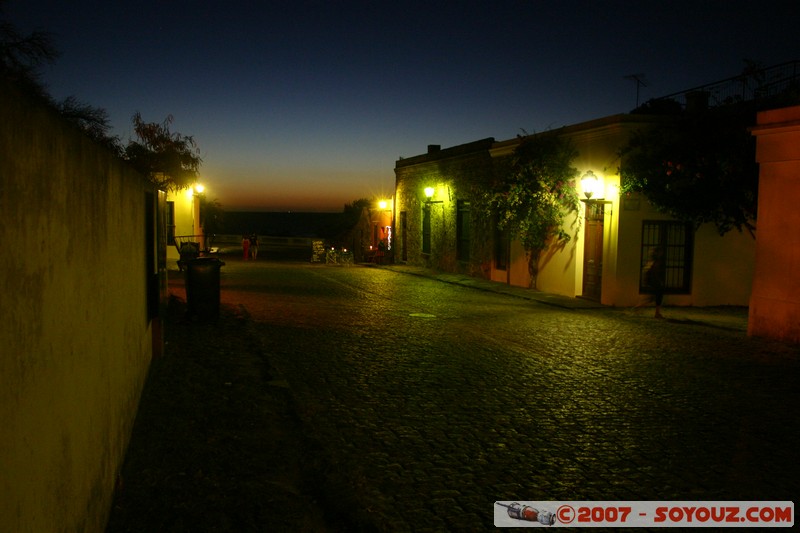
[640,221,693,294]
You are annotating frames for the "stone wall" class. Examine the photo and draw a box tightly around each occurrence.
[0,80,155,532]
[394,139,495,275]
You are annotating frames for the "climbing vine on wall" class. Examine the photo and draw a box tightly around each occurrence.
[485,132,581,286]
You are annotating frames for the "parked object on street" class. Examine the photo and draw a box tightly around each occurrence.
[177,241,200,271]
[185,257,225,320]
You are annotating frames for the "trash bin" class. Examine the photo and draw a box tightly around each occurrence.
[185,257,225,320]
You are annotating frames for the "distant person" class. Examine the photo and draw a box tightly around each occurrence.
[249,233,259,260]
[642,247,666,318]
[242,234,250,260]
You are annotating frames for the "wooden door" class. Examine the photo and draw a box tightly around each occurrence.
[582,202,604,300]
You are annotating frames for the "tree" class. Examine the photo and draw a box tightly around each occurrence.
[2,5,122,152]
[124,112,202,190]
[0,0,57,97]
[486,132,581,287]
[2,3,200,186]
[343,198,371,213]
[55,95,122,155]
[619,109,758,236]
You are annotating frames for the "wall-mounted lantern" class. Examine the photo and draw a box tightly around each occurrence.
[581,171,599,200]
[424,186,443,204]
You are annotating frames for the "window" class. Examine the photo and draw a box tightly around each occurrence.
[456,200,471,261]
[494,223,509,270]
[639,221,693,294]
[422,205,431,254]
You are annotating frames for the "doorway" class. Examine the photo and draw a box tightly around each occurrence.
[400,211,407,262]
[582,202,604,300]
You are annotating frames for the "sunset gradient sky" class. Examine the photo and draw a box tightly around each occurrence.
[8,0,799,211]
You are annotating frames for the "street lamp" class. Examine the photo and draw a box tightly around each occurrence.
[424,186,443,204]
[581,171,599,200]
[373,198,394,259]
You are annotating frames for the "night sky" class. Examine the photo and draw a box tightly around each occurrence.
[7,0,799,211]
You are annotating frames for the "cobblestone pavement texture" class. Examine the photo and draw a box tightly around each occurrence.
[105,292,334,532]
[113,258,799,531]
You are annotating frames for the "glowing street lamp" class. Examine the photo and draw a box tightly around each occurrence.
[375,198,394,253]
[190,182,206,249]
[581,171,599,199]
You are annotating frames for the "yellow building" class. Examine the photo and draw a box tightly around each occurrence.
[394,114,756,308]
[165,184,206,269]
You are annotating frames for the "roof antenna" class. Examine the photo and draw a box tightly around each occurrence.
[625,73,648,108]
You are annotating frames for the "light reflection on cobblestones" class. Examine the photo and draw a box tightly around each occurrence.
[220,263,799,531]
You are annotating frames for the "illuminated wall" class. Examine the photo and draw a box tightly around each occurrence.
[749,105,800,343]
[488,116,656,300]
[0,80,154,532]
[614,192,755,307]
[165,187,200,265]
[394,114,756,307]
[394,140,495,275]
[567,114,754,307]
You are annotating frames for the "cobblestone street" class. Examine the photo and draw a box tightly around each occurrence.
[211,260,799,530]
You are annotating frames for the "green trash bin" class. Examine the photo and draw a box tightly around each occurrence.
[185,257,225,319]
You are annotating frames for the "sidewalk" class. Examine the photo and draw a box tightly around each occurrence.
[105,293,346,532]
[374,263,750,332]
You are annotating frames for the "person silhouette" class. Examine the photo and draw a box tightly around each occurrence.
[242,234,250,260]
[249,233,259,260]
[643,247,666,318]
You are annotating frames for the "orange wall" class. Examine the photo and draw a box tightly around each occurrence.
[749,105,800,343]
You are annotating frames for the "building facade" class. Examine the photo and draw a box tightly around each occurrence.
[395,139,496,277]
[394,114,756,308]
[165,185,205,268]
